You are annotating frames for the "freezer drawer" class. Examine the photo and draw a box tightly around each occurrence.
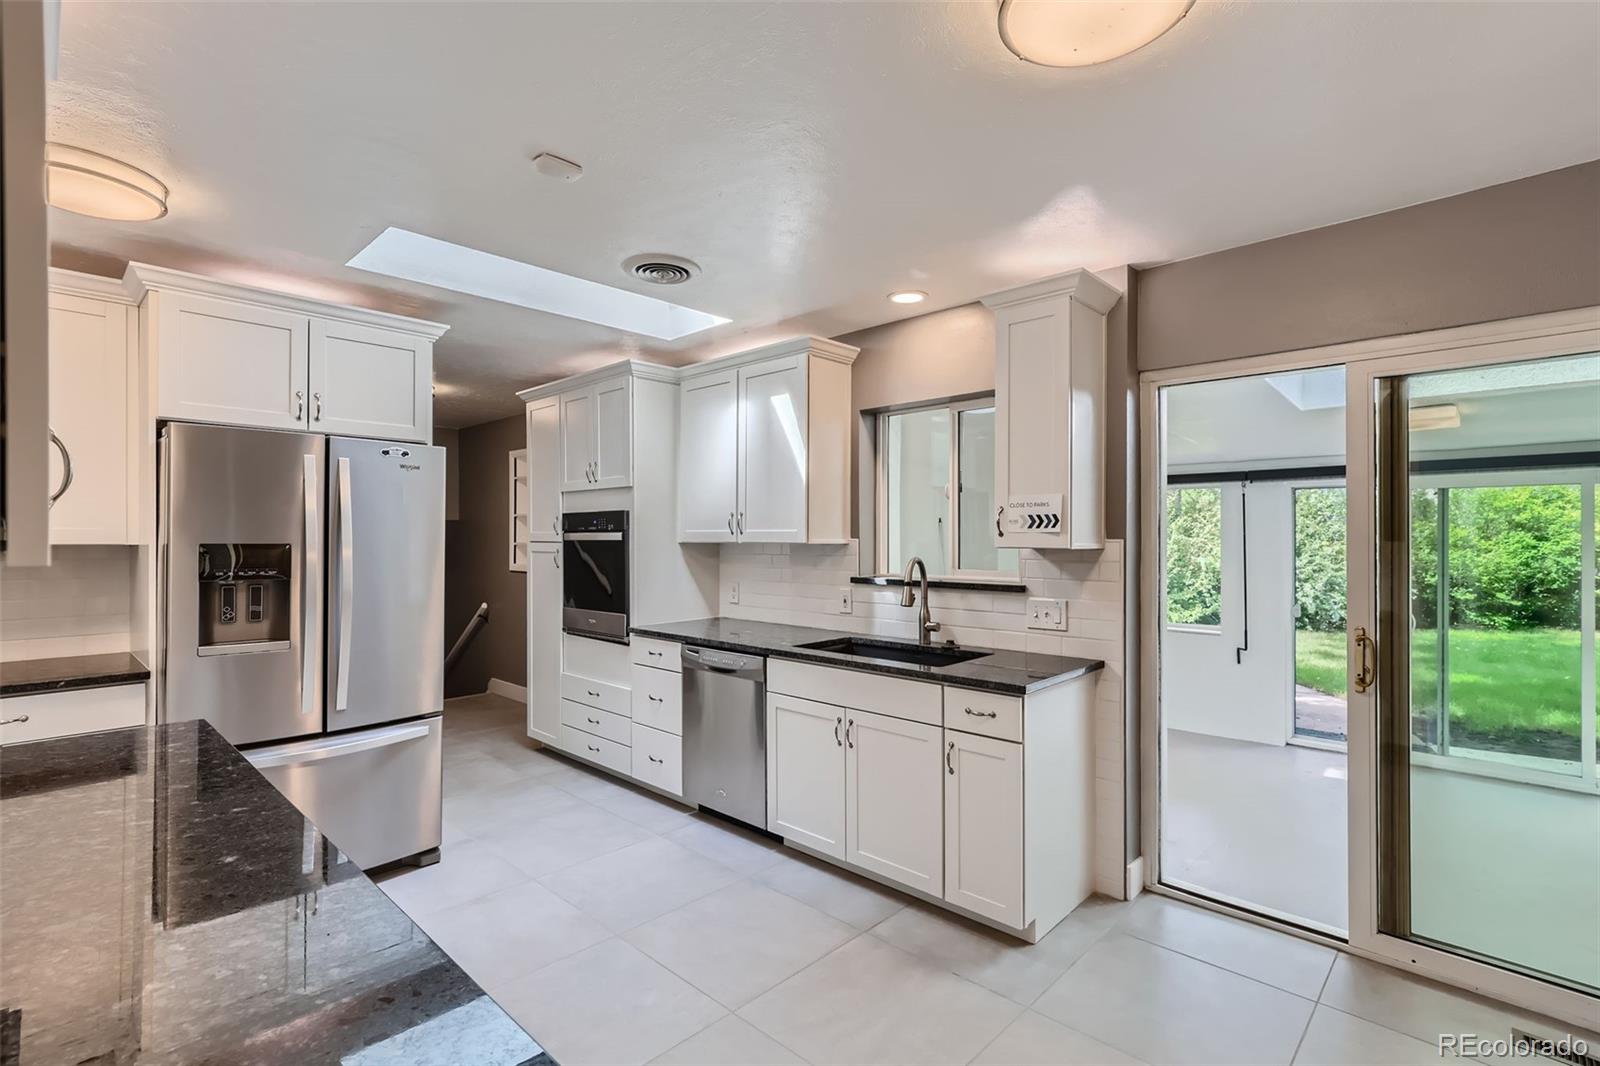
[246,717,442,869]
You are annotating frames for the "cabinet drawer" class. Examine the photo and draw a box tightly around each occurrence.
[943,688,1022,743]
[560,672,631,717]
[558,723,631,776]
[560,700,631,746]
[0,683,145,745]
[768,659,941,726]
[630,664,683,734]
[630,636,681,672]
[631,723,683,796]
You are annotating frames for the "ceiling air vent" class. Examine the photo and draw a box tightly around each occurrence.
[623,253,700,285]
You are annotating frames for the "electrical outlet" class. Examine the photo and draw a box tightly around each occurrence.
[728,582,740,606]
[837,586,853,615]
[1027,597,1067,631]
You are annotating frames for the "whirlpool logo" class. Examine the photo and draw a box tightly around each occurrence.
[399,463,421,471]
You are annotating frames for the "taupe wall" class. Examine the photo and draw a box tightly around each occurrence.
[443,413,526,699]
[1137,161,1600,371]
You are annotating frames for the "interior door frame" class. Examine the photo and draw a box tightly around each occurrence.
[1139,305,1600,1028]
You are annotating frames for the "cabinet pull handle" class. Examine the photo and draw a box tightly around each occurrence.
[296,389,305,421]
[1,714,30,726]
[314,391,323,421]
[737,511,745,534]
[846,718,854,749]
[648,755,663,764]
[553,518,560,533]
[727,512,735,536]
[586,716,600,725]
[587,744,600,753]
[834,716,842,747]
[648,694,663,703]
[587,689,600,698]
[553,551,560,569]
[47,430,72,507]
[946,740,955,775]
[963,707,998,718]
[995,506,1004,538]
[647,650,662,658]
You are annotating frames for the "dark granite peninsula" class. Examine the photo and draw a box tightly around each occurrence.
[630,617,1103,695]
[0,722,549,1066]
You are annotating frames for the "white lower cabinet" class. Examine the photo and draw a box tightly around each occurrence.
[766,692,846,859]
[631,722,682,795]
[944,730,1024,925]
[526,545,561,747]
[558,723,630,775]
[846,709,944,897]
[0,682,146,745]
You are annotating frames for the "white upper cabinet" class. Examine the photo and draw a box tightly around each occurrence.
[308,319,431,442]
[526,398,561,542]
[47,280,135,545]
[677,369,738,541]
[128,264,445,443]
[560,374,631,491]
[677,336,856,544]
[981,269,1120,550]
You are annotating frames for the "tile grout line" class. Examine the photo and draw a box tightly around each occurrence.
[1115,925,1327,1004]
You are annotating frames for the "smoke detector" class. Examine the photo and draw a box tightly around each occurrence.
[623,253,701,285]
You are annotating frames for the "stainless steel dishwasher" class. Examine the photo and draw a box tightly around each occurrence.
[681,645,767,828]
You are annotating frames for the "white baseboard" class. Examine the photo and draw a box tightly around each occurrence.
[486,678,527,703]
[1125,855,1145,900]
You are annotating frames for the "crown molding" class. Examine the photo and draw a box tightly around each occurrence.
[515,357,677,402]
[678,335,860,380]
[122,262,450,340]
[49,267,137,304]
[980,268,1123,316]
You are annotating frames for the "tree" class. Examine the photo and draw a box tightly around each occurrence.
[1165,488,1222,626]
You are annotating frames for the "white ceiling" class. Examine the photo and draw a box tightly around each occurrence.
[46,1,1600,427]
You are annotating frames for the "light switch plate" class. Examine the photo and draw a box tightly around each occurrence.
[837,586,853,615]
[729,582,740,606]
[1027,597,1067,631]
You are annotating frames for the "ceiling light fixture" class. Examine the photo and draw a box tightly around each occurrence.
[997,0,1194,68]
[1409,403,1462,432]
[45,143,168,221]
[347,227,729,341]
[888,290,927,305]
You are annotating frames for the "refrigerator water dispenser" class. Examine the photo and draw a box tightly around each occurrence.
[197,543,292,653]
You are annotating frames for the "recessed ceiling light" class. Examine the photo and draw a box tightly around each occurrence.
[347,228,730,341]
[998,0,1193,68]
[45,144,168,221]
[888,290,927,305]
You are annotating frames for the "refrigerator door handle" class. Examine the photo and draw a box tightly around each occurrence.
[301,454,320,718]
[245,721,431,769]
[335,456,354,712]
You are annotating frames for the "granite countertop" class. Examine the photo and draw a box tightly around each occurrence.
[0,721,550,1066]
[630,618,1103,695]
[0,652,151,698]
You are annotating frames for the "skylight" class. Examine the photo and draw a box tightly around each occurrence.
[1264,367,1346,411]
[346,227,730,341]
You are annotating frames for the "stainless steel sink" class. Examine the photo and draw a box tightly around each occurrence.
[796,637,991,668]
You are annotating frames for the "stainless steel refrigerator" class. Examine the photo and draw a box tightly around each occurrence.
[159,422,445,869]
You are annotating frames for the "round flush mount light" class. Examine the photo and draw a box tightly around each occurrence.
[888,290,927,305]
[997,0,1194,68]
[623,253,701,285]
[45,144,168,221]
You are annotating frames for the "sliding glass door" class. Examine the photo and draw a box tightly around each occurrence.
[1351,347,1599,1002]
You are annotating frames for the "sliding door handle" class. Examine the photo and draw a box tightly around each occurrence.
[1353,626,1375,693]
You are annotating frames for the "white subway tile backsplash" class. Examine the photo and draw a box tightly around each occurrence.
[0,546,135,662]
[718,538,1131,898]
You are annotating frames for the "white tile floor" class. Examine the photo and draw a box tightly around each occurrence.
[377,695,1589,1066]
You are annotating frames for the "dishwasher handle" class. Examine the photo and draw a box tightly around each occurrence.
[682,645,765,682]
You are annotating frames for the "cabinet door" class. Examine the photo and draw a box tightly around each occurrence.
[559,388,595,491]
[737,356,808,542]
[48,292,130,544]
[308,318,430,442]
[846,709,944,896]
[156,290,309,430]
[526,399,561,543]
[591,376,632,489]
[766,692,845,858]
[677,369,738,542]
[526,544,562,746]
[944,730,1024,926]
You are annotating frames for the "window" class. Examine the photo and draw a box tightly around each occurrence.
[876,398,1019,577]
[1164,486,1223,627]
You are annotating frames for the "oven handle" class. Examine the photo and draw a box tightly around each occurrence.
[562,532,624,541]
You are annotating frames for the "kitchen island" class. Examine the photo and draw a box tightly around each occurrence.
[0,720,548,1066]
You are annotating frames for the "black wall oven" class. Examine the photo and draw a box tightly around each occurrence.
[562,510,629,642]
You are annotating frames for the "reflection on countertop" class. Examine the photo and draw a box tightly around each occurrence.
[0,721,549,1066]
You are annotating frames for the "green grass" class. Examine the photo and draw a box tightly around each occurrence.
[1295,627,1584,737]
